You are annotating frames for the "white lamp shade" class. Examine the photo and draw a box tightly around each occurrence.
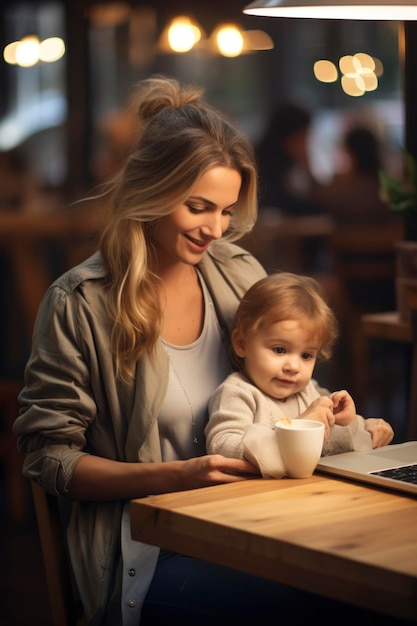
[243,0,417,20]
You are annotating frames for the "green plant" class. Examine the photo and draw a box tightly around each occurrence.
[379,151,417,240]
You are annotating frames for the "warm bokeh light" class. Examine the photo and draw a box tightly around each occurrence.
[243,29,274,51]
[314,59,338,83]
[354,52,375,71]
[314,51,382,96]
[3,41,19,64]
[167,16,202,53]
[339,55,358,75]
[340,52,379,96]
[39,37,65,63]
[15,35,40,67]
[215,24,244,57]
[373,57,384,77]
[3,35,65,66]
[158,14,272,56]
[341,74,365,97]
[361,72,378,91]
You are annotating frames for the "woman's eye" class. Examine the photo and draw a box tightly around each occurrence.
[222,209,233,217]
[187,204,204,213]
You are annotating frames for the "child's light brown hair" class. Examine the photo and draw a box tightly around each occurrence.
[231,272,338,371]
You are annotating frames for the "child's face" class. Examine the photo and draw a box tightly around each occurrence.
[233,319,320,400]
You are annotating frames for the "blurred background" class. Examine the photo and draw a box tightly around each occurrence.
[0,1,413,624]
[0,0,406,196]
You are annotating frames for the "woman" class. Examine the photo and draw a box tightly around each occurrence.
[14,76,395,626]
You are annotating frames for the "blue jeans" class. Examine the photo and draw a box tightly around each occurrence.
[141,551,412,625]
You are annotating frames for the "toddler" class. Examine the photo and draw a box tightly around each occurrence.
[206,272,373,478]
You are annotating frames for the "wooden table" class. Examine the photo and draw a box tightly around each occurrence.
[361,311,416,440]
[131,476,417,621]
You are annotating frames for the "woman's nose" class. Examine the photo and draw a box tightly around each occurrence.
[202,213,224,239]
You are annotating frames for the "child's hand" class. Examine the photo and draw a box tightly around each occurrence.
[364,418,394,448]
[330,390,356,426]
[299,395,335,439]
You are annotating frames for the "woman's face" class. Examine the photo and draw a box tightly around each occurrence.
[150,166,242,268]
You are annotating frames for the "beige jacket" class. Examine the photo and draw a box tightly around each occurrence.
[13,241,266,625]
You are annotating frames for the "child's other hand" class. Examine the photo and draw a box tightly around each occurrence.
[364,418,394,448]
[299,396,335,439]
[330,390,356,426]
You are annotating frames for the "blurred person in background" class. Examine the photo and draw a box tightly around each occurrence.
[313,124,399,225]
[256,101,323,217]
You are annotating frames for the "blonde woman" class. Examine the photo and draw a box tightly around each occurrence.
[14,77,397,626]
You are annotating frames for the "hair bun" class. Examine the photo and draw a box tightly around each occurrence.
[133,74,205,123]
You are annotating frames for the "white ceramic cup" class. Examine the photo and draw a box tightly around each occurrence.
[275,419,325,479]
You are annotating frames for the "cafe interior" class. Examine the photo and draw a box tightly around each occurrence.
[1,1,417,624]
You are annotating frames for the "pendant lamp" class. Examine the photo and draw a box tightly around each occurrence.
[243,0,417,20]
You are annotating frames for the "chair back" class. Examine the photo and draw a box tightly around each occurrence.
[329,220,404,283]
[329,219,405,313]
[325,219,405,409]
[30,480,85,626]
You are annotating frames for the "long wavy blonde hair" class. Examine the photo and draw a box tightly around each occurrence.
[99,75,258,380]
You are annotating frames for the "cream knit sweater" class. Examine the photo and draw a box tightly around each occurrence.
[206,372,372,478]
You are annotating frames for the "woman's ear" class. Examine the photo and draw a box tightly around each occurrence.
[232,328,246,357]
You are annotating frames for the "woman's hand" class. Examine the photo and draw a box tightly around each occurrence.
[364,418,394,448]
[298,396,335,439]
[330,390,356,426]
[180,455,260,490]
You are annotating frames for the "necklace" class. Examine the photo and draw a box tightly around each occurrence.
[160,270,216,447]
[163,346,198,445]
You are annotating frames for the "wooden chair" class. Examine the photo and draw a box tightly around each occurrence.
[0,379,28,523]
[30,480,86,626]
[324,219,405,410]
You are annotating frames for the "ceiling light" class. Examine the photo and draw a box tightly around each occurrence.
[214,24,244,57]
[243,0,417,21]
[158,16,204,54]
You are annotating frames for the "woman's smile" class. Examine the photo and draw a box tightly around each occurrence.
[184,233,211,250]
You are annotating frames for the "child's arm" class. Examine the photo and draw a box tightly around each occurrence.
[330,390,356,426]
[206,379,257,459]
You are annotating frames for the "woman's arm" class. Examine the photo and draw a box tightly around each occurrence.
[69,453,259,500]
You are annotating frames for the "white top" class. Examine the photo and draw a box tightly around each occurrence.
[121,272,231,625]
[159,272,231,460]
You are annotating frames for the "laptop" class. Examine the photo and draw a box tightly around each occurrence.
[316,441,417,496]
